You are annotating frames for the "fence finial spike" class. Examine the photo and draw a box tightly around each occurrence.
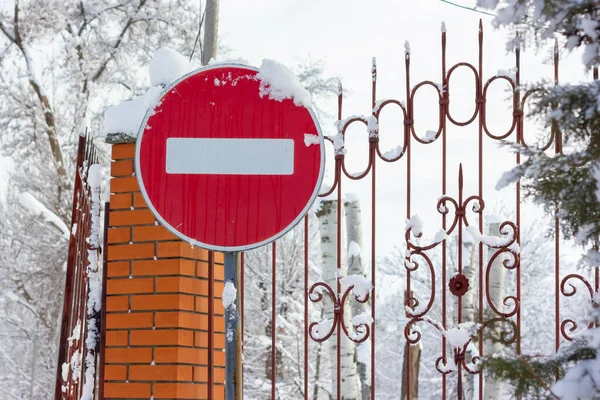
[479,18,483,33]
[554,38,559,55]
[441,21,447,33]
[337,80,343,96]
[404,40,411,57]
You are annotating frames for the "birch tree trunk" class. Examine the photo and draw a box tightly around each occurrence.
[317,199,360,400]
[344,196,370,400]
[484,222,505,399]
[461,236,478,400]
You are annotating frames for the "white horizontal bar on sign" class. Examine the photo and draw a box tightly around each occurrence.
[166,138,295,175]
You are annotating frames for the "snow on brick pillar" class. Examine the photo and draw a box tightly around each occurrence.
[104,141,226,399]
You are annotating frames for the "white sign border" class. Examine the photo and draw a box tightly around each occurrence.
[135,63,326,253]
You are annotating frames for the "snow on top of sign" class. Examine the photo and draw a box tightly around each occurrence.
[104,47,193,138]
[149,47,192,86]
[102,86,163,137]
[304,133,320,147]
[256,59,312,108]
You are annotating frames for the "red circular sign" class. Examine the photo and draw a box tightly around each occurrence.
[136,65,324,252]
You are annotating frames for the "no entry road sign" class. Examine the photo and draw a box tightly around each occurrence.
[135,64,325,252]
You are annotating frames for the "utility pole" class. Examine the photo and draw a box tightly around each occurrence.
[202,0,220,65]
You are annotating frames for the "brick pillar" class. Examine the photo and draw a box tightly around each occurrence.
[103,141,226,399]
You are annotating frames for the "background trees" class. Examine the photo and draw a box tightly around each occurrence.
[0,2,201,397]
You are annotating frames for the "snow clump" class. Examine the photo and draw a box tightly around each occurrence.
[256,59,312,107]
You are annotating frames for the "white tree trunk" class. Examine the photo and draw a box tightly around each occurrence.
[317,199,360,400]
[484,222,505,400]
[344,196,370,400]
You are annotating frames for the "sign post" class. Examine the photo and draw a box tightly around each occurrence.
[136,64,324,399]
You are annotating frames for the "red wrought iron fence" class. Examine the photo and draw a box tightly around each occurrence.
[55,134,102,400]
[235,20,598,400]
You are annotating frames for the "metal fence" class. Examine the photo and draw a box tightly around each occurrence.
[235,20,598,399]
[55,134,101,400]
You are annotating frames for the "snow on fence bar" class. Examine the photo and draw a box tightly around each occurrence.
[55,134,102,400]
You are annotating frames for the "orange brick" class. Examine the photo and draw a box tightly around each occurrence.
[131,294,194,311]
[196,261,224,281]
[194,331,226,349]
[107,261,130,277]
[157,242,209,259]
[213,251,224,264]
[194,297,225,316]
[156,277,206,295]
[104,365,127,381]
[105,348,152,363]
[106,312,154,329]
[111,159,134,177]
[154,383,208,399]
[110,209,156,226]
[154,383,207,399]
[112,143,136,160]
[214,385,225,398]
[107,278,154,294]
[213,367,225,383]
[105,330,128,346]
[108,227,131,244]
[129,365,192,382]
[156,312,206,330]
[192,366,207,382]
[108,243,154,261]
[133,259,195,276]
[213,350,226,367]
[110,193,132,210]
[133,193,148,208]
[130,329,193,346]
[104,382,151,398]
[134,225,177,242]
[214,281,224,297]
[110,177,139,193]
[214,315,225,333]
[155,347,208,364]
[106,296,129,311]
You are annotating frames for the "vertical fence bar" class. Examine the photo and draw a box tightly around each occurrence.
[98,202,109,400]
[441,23,449,400]
[405,38,413,400]
[304,216,309,399]
[370,59,377,400]
[553,40,561,352]
[515,35,523,361]
[271,242,277,399]
[477,20,485,400]
[240,251,245,400]
[208,251,215,400]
